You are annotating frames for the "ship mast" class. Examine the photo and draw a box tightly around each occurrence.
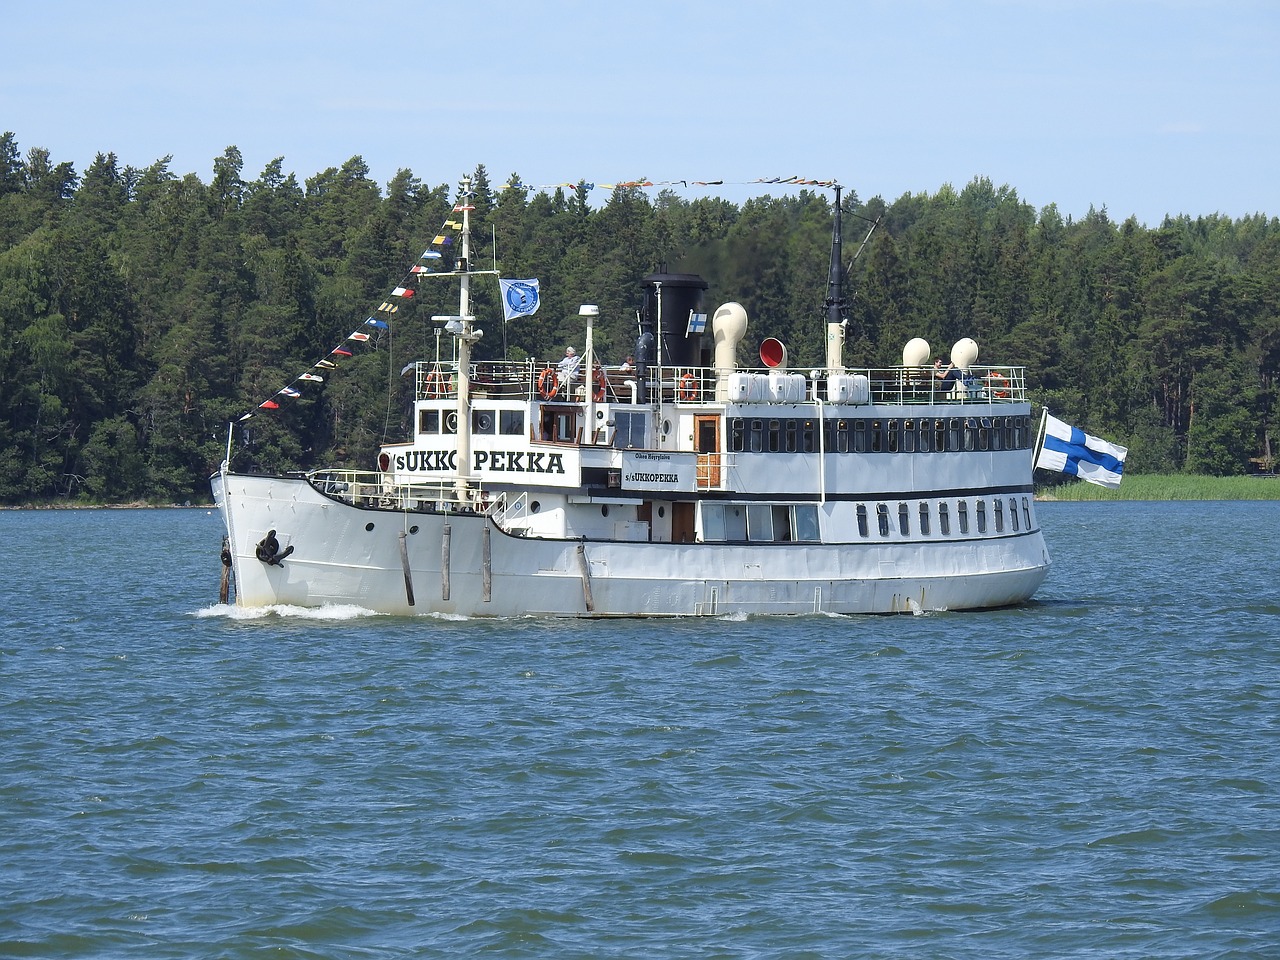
[823,184,846,328]
[823,183,848,374]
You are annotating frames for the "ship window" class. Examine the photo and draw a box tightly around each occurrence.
[976,499,987,533]
[853,420,868,453]
[876,503,890,537]
[800,419,816,453]
[772,505,792,541]
[500,410,525,435]
[1014,416,1028,449]
[949,418,963,450]
[472,410,495,434]
[898,502,910,536]
[993,497,1004,532]
[1022,497,1032,529]
[871,420,883,453]
[701,503,726,541]
[747,504,774,541]
[1009,497,1019,531]
[957,499,969,535]
[835,419,849,454]
[988,417,1002,450]
[725,505,747,540]
[887,420,900,453]
[782,419,797,453]
[793,504,820,542]
[856,503,869,537]
[979,417,991,451]
[419,409,439,435]
[919,501,930,536]
[750,419,764,453]
[768,419,781,452]
[964,418,977,451]
[730,418,746,452]
[613,411,645,449]
[938,501,950,536]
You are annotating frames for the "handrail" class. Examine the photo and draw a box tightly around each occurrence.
[408,359,1029,406]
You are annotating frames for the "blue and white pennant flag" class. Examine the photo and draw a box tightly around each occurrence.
[1036,413,1128,488]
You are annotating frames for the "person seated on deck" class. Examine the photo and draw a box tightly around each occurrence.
[934,358,965,398]
[557,346,581,397]
[619,355,635,373]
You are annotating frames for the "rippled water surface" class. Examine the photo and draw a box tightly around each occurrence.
[2,503,1278,958]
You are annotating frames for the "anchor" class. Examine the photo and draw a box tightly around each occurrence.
[255,529,294,566]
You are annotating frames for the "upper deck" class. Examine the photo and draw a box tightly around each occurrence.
[408,359,1028,408]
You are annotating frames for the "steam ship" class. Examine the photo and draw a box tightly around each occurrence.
[212,181,1050,616]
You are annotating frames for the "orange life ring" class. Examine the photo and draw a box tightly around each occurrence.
[537,366,557,400]
[592,368,607,402]
[985,372,1009,399]
[424,370,445,398]
[678,373,698,401]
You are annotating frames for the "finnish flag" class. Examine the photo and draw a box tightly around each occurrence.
[1036,413,1128,488]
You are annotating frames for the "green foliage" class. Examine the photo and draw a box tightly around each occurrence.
[1,132,1279,503]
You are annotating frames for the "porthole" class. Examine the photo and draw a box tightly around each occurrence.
[530,500,541,513]
[365,522,375,532]
[409,525,419,534]
[601,505,610,517]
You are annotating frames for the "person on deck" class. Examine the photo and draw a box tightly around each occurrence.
[557,346,581,396]
[934,358,961,385]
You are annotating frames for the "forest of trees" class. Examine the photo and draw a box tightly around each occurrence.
[2,132,1278,505]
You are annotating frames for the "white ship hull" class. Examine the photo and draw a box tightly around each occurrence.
[213,178,1053,618]
[213,471,1049,617]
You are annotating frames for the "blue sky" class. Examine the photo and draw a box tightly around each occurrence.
[3,0,1277,225]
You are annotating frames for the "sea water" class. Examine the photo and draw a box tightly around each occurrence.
[1,503,1277,958]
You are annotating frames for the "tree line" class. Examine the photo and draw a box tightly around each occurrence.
[2,132,1277,504]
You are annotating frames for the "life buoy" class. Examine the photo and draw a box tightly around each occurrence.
[678,373,699,401]
[986,372,1009,399]
[537,366,557,400]
[424,370,445,398]
[593,368,607,402]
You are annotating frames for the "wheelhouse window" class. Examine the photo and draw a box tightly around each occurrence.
[976,499,987,533]
[993,497,1004,532]
[957,499,969,535]
[938,501,950,536]
[919,502,930,536]
[856,503,869,538]
[897,502,910,536]
[500,410,525,436]
[419,409,439,435]
[613,410,646,448]
[876,503,891,537]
